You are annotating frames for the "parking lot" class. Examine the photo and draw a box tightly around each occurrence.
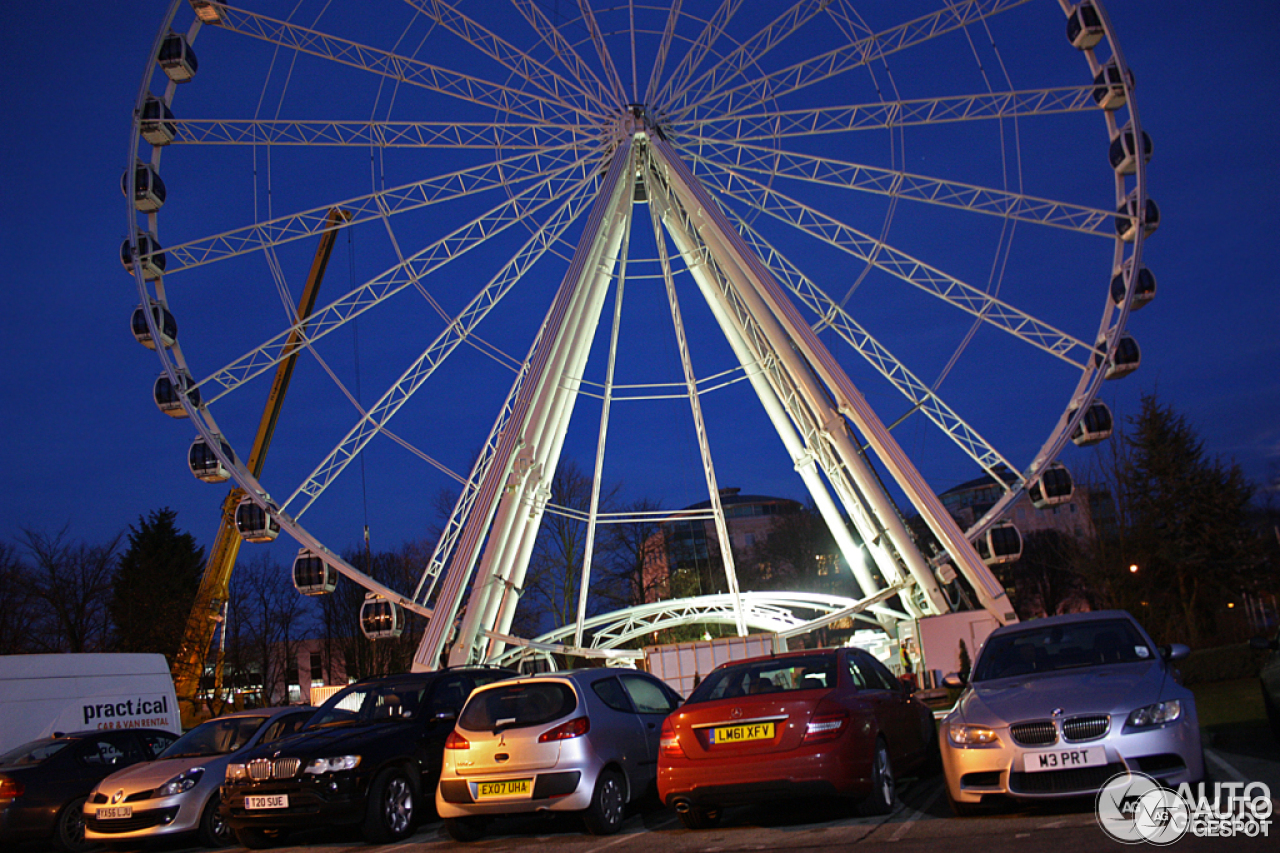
[48,716,1275,853]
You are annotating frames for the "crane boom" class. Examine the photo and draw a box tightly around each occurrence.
[173,208,350,726]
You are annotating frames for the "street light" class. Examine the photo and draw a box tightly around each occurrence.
[1129,564,1139,574]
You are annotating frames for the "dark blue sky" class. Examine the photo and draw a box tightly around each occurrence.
[2,0,1277,566]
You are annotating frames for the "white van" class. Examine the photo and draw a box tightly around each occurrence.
[0,653,181,755]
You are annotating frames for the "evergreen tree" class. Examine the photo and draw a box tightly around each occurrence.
[1104,394,1266,645]
[110,508,204,662]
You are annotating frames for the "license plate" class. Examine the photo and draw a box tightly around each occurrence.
[246,795,289,809]
[475,779,532,800]
[710,721,775,744]
[1024,745,1106,773]
[96,806,133,820]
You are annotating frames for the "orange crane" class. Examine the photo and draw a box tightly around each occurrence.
[172,208,350,726]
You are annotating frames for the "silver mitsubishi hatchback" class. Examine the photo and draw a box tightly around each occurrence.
[436,669,681,840]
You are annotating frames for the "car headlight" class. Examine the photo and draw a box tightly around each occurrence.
[158,767,205,796]
[948,723,1001,747]
[225,763,247,782]
[304,755,361,774]
[1126,700,1181,729]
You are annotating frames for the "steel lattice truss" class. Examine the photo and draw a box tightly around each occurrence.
[127,1,1152,667]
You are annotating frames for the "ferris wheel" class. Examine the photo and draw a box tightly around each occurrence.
[126,0,1154,669]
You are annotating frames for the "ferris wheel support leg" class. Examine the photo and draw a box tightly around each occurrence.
[652,191,898,615]
[649,134,956,618]
[487,244,622,657]
[443,141,636,666]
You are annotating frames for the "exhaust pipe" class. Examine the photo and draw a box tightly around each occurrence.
[672,797,692,814]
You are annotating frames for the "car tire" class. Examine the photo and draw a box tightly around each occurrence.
[443,816,488,842]
[860,738,895,816]
[582,769,626,835]
[54,796,94,853]
[677,805,722,830]
[362,767,417,843]
[234,827,288,849]
[197,795,236,848]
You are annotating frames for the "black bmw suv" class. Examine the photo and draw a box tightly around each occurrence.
[220,668,514,847]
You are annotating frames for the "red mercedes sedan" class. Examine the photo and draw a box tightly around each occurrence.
[658,647,936,828]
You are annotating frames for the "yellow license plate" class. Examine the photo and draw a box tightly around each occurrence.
[475,779,532,800]
[710,721,775,744]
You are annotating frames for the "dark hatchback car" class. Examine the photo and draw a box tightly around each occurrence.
[0,727,178,852]
[220,668,513,847]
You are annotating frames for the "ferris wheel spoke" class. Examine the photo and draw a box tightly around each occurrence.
[690,141,1115,236]
[683,85,1100,142]
[648,0,738,108]
[730,212,1019,484]
[281,175,598,520]
[196,156,596,405]
[208,3,586,123]
[697,162,1094,367]
[667,0,1034,123]
[508,0,618,113]
[167,117,593,148]
[573,0,630,109]
[400,0,612,118]
[658,0,829,121]
[161,145,589,274]
[642,0,685,107]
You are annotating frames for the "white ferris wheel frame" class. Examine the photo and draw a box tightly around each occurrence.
[126,0,1151,669]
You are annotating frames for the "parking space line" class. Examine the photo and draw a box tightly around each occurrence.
[888,784,944,841]
[1204,747,1248,782]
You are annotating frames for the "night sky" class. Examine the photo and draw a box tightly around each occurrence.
[2,0,1277,581]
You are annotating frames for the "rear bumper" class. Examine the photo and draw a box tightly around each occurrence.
[659,743,870,807]
[435,770,590,818]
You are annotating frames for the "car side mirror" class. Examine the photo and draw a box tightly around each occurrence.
[1249,636,1280,652]
[1160,643,1190,662]
[942,672,966,689]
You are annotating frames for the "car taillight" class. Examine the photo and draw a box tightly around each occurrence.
[538,716,590,743]
[0,776,23,798]
[802,700,849,744]
[444,730,470,750]
[659,717,686,759]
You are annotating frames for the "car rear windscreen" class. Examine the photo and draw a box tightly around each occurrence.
[459,682,577,731]
[687,654,836,703]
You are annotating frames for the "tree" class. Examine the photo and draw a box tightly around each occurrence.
[509,459,620,640]
[1087,393,1269,645]
[223,551,311,707]
[110,509,203,662]
[20,526,121,653]
[0,541,39,654]
[1007,529,1091,619]
[743,502,852,595]
[598,497,668,609]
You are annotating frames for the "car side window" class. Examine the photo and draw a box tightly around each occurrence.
[261,712,312,744]
[851,653,896,691]
[427,675,472,718]
[139,731,177,756]
[78,734,144,768]
[592,677,633,713]
[619,674,678,714]
[846,655,869,689]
